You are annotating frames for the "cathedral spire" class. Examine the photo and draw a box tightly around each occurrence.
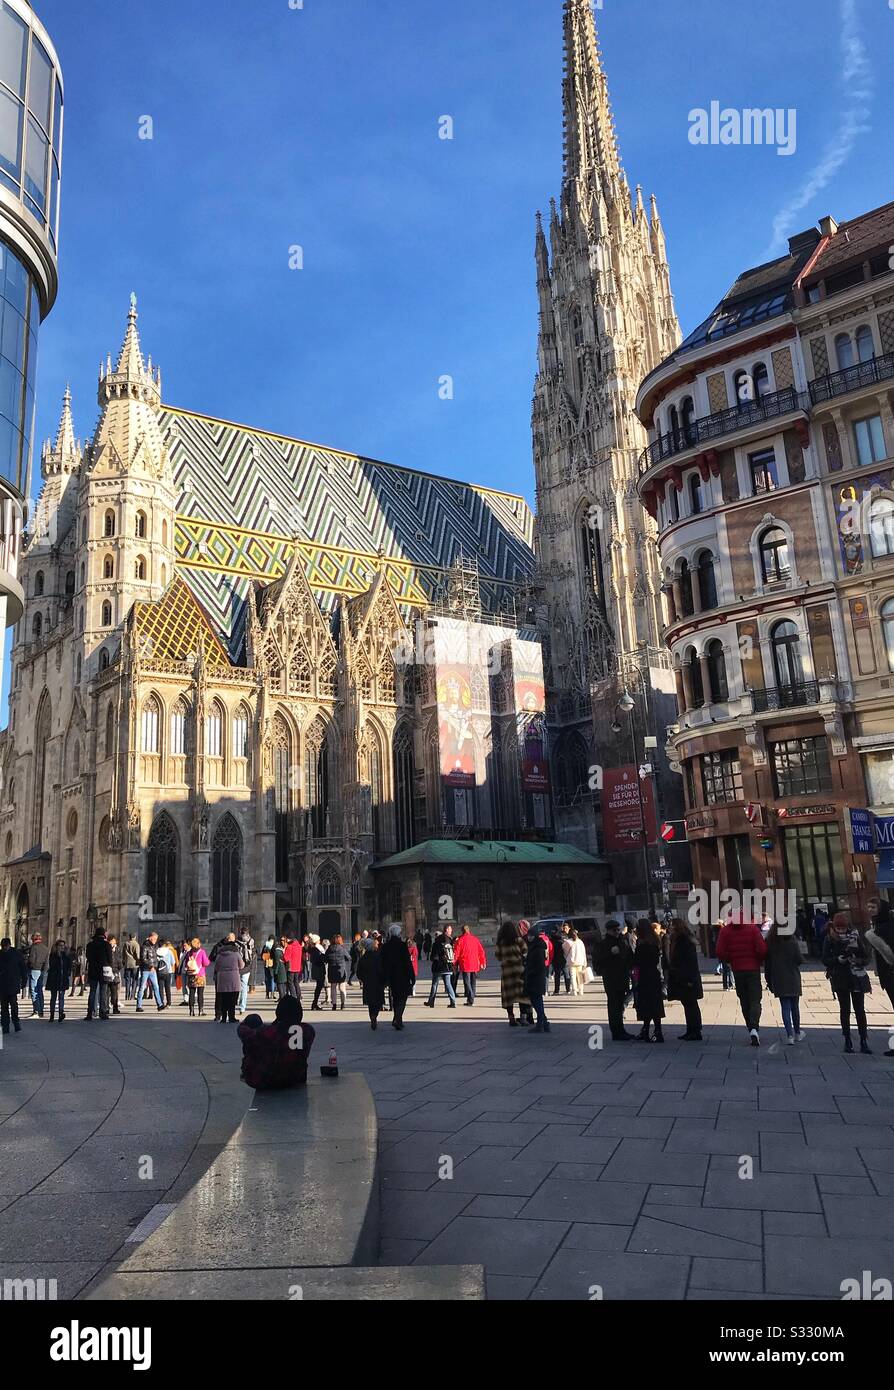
[562,0,622,196]
[41,384,81,476]
[99,293,162,408]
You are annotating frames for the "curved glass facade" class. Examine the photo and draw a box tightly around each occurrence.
[0,1,62,250]
[0,237,37,495]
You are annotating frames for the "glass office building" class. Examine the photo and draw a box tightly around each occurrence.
[0,0,62,631]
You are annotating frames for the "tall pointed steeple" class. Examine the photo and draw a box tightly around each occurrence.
[41,385,81,476]
[562,0,622,198]
[90,294,168,479]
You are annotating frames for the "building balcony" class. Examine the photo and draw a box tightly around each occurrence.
[638,386,809,478]
[750,680,821,713]
[808,350,894,405]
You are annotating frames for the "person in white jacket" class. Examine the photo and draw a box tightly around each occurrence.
[563,926,589,996]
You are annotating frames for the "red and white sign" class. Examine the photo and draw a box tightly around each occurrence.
[745,803,757,824]
[660,822,675,842]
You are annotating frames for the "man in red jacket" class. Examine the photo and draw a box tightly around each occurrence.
[453,923,487,1006]
[716,911,768,1046]
[283,935,303,1000]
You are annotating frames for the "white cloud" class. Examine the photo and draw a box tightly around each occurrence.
[767,0,873,253]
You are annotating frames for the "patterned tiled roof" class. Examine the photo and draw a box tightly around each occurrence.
[159,406,535,659]
[131,574,230,665]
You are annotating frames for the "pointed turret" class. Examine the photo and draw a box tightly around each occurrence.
[89,295,169,480]
[99,293,161,409]
[562,0,622,196]
[41,385,81,477]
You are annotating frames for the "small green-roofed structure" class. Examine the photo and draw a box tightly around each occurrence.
[374,840,602,868]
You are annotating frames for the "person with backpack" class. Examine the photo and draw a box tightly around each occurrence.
[453,923,487,1005]
[716,912,767,1047]
[237,927,255,1016]
[237,996,315,1090]
[425,925,457,1008]
[325,935,351,1011]
[823,912,873,1054]
[46,938,71,1022]
[765,922,804,1045]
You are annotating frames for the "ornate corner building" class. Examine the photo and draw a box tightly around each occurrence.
[533,0,690,907]
[636,201,894,919]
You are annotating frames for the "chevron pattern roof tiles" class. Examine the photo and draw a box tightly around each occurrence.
[160,407,535,658]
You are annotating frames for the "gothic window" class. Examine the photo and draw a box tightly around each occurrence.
[572,305,584,348]
[31,612,41,639]
[141,696,160,753]
[378,661,396,704]
[369,738,384,853]
[393,724,416,851]
[80,518,87,545]
[273,714,292,883]
[205,700,224,758]
[580,510,606,609]
[211,814,241,914]
[160,563,167,588]
[101,600,112,626]
[135,511,147,539]
[289,649,312,694]
[697,551,718,610]
[135,556,147,580]
[103,554,114,579]
[162,519,168,546]
[360,667,373,703]
[233,703,250,760]
[759,526,791,583]
[105,702,115,759]
[72,742,81,778]
[65,571,74,595]
[104,509,116,537]
[34,570,44,596]
[318,651,337,698]
[305,720,331,837]
[98,647,109,671]
[170,698,187,756]
[146,813,178,916]
[706,639,729,702]
[316,863,341,906]
[31,691,51,847]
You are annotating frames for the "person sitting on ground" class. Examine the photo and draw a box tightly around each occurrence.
[237,996,316,1090]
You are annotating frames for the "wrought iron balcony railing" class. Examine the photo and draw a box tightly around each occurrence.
[750,680,820,713]
[638,386,808,475]
[808,350,894,405]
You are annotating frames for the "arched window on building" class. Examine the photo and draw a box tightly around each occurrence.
[733,368,752,405]
[856,325,876,364]
[31,613,41,640]
[273,715,292,884]
[205,700,223,758]
[306,720,331,838]
[233,703,250,761]
[686,646,703,708]
[146,813,178,916]
[162,519,168,547]
[98,647,109,671]
[883,598,894,674]
[135,511,147,539]
[65,571,74,595]
[135,556,146,580]
[170,698,187,756]
[101,600,112,627]
[34,570,44,596]
[771,619,803,690]
[80,518,87,545]
[31,691,51,847]
[759,526,791,583]
[580,511,607,609]
[869,497,894,559]
[679,559,694,617]
[393,724,416,852]
[688,473,703,515]
[141,696,160,753]
[104,509,116,537]
[706,639,729,703]
[105,702,115,759]
[211,814,241,914]
[752,362,771,400]
[572,305,584,349]
[103,555,114,579]
[697,550,718,610]
[680,395,696,444]
[835,333,855,370]
[316,863,341,906]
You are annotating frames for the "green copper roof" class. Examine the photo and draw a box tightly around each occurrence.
[373,840,602,868]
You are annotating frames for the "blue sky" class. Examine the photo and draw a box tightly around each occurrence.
[6,0,894,721]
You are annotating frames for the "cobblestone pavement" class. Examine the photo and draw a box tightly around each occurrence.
[2,961,894,1300]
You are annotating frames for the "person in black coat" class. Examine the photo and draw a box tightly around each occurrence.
[46,938,72,1022]
[867,898,894,1057]
[0,937,26,1034]
[85,927,113,1021]
[357,940,386,1029]
[325,935,351,1012]
[634,919,665,1043]
[523,932,551,1033]
[666,918,704,1041]
[594,920,635,1041]
[823,912,872,1054]
[380,925,416,1031]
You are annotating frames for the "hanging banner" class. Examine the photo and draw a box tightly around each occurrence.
[602,765,658,853]
[512,639,549,793]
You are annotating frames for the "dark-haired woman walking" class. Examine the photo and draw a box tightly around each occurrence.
[634,919,665,1043]
[823,912,872,1054]
[667,918,703,1041]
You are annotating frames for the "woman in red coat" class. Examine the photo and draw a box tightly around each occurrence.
[406,936,419,997]
[453,924,487,1006]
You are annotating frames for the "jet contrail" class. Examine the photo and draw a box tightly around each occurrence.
[768,0,873,252]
